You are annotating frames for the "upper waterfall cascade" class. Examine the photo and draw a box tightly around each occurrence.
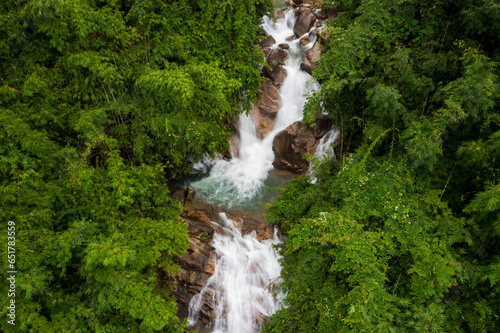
[190,9,325,209]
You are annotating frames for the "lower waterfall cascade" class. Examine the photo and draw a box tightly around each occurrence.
[185,6,338,333]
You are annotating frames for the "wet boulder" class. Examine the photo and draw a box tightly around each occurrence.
[262,49,288,87]
[272,115,333,173]
[262,66,287,87]
[299,35,310,46]
[260,35,276,47]
[293,8,316,37]
[309,28,321,38]
[258,80,281,116]
[300,41,322,75]
[225,211,275,241]
[274,8,285,19]
[314,10,328,20]
[266,48,288,65]
[328,4,342,19]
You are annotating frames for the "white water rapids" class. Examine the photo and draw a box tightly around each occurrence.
[187,8,337,333]
[188,213,282,333]
[190,9,319,209]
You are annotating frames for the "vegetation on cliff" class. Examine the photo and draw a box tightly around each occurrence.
[0,0,272,331]
[266,0,500,332]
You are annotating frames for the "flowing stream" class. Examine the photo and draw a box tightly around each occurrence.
[187,8,334,333]
[190,9,318,211]
[188,213,282,333]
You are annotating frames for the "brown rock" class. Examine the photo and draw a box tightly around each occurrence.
[260,35,276,47]
[272,116,333,173]
[314,10,328,20]
[309,28,320,38]
[262,66,287,87]
[285,35,295,41]
[278,43,290,49]
[225,211,275,241]
[316,20,323,27]
[266,48,288,65]
[251,80,282,138]
[228,135,239,158]
[173,189,185,204]
[293,0,303,4]
[258,80,281,116]
[300,41,322,74]
[252,106,276,138]
[260,47,271,56]
[311,114,333,138]
[293,8,316,37]
[299,35,310,46]
[262,49,288,87]
[258,27,268,37]
[185,186,196,201]
[170,211,216,320]
[272,121,316,173]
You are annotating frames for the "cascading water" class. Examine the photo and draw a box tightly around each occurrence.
[315,128,339,161]
[188,213,282,333]
[187,7,337,333]
[190,9,319,210]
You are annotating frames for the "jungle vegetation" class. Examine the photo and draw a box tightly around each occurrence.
[0,0,272,331]
[265,0,500,332]
[1,0,499,332]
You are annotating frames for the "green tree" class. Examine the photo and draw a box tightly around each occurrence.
[0,0,272,331]
[267,0,500,331]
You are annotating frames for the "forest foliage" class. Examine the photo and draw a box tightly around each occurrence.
[266,0,500,332]
[0,0,272,331]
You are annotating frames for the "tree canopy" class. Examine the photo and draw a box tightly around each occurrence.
[266,0,500,331]
[0,0,272,331]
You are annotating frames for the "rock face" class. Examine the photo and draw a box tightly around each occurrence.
[272,115,333,173]
[173,186,197,204]
[170,210,216,322]
[300,41,322,74]
[293,8,316,37]
[251,80,281,138]
[258,80,281,116]
[262,49,288,87]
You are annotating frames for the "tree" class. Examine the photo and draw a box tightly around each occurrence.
[267,0,500,331]
[0,0,272,331]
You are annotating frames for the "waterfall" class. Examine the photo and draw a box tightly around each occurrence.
[315,128,339,161]
[187,7,329,333]
[190,9,319,209]
[188,213,282,333]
